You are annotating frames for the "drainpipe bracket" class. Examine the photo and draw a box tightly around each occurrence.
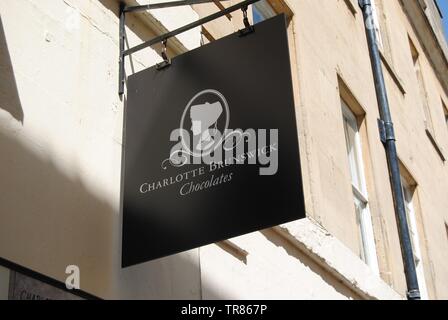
[378,119,395,144]
[378,119,386,144]
[407,289,421,300]
[384,121,396,142]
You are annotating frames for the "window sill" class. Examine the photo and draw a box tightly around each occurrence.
[275,218,403,300]
[426,129,446,162]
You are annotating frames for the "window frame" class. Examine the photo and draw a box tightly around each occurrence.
[408,37,435,134]
[400,177,429,300]
[341,99,380,275]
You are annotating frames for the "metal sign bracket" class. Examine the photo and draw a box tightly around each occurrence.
[119,0,261,95]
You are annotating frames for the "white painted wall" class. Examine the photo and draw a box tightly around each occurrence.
[201,219,402,300]
[0,0,402,300]
[0,0,202,299]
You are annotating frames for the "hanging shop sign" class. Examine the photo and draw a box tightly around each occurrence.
[122,14,305,267]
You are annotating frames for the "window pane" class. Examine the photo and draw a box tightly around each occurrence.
[354,195,367,262]
[400,179,429,299]
[341,98,379,274]
[354,193,379,273]
[342,104,363,191]
[252,7,264,24]
[252,0,276,24]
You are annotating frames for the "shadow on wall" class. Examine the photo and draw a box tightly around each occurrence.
[0,15,24,123]
[0,1,360,300]
[0,4,216,300]
[0,127,216,299]
[0,129,114,297]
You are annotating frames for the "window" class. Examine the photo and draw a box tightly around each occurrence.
[408,38,446,160]
[252,0,276,24]
[409,37,434,134]
[400,177,429,299]
[341,99,380,274]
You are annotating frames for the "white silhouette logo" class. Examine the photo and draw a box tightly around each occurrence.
[160,89,279,177]
[180,89,230,158]
[191,101,222,151]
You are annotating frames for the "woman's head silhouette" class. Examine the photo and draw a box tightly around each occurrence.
[190,101,223,151]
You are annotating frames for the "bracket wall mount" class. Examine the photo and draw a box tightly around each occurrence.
[118,0,261,95]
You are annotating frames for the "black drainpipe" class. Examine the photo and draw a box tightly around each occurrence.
[358,0,421,300]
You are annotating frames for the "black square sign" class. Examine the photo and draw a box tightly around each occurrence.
[122,14,305,267]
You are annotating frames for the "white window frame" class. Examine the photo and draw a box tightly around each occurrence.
[341,100,380,275]
[400,178,429,300]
